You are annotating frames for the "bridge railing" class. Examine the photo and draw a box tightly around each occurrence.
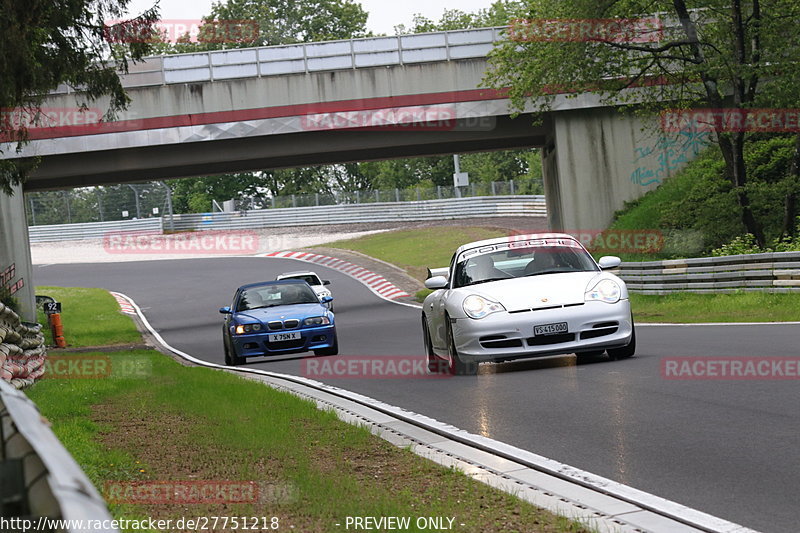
[51,26,506,92]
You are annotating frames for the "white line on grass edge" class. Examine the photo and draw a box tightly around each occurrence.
[111,290,758,533]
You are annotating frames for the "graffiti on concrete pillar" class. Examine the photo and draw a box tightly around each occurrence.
[1,263,23,296]
[630,129,711,186]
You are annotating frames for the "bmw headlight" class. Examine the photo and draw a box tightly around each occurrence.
[462,295,505,319]
[585,279,621,303]
[304,316,331,326]
[235,323,261,334]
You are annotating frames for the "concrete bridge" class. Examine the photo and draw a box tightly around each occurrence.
[1,27,704,318]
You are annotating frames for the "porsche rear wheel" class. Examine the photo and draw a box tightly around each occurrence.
[446,319,477,376]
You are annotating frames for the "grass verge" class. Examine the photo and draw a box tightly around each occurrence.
[327,226,505,282]
[36,286,142,347]
[27,286,591,533]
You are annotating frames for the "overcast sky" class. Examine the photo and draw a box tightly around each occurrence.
[125,0,497,36]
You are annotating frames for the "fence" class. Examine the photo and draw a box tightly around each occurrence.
[29,218,162,243]
[0,301,46,389]
[28,195,547,242]
[0,379,119,531]
[52,27,506,92]
[616,251,800,293]
[25,179,542,227]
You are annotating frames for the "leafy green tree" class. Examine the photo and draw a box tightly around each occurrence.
[485,0,800,246]
[395,1,523,33]
[0,0,159,194]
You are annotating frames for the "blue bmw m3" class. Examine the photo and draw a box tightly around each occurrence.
[220,279,337,365]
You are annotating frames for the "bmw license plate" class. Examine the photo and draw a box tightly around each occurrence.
[534,322,568,336]
[268,332,301,342]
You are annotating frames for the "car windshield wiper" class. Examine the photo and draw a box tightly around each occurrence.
[246,304,283,310]
[465,277,509,286]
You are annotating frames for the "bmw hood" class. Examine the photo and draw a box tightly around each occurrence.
[236,303,328,322]
[462,272,616,312]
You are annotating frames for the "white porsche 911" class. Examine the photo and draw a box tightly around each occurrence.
[422,233,635,375]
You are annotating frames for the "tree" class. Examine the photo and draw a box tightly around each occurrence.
[196,0,368,50]
[0,0,159,195]
[395,1,524,34]
[485,0,800,246]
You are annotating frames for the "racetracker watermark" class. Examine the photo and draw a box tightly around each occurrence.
[510,230,664,254]
[1,107,103,130]
[302,356,451,379]
[661,357,800,380]
[104,481,261,505]
[300,106,462,132]
[509,17,662,43]
[104,19,258,43]
[103,230,260,255]
[661,108,800,133]
[42,355,152,379]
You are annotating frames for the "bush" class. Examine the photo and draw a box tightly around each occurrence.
[611,135,798,257]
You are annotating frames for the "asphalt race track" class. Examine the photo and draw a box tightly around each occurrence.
[36,257,800,533]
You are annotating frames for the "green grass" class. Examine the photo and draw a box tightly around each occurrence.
[631,292,800,323]
[327,226,506,281]
[36,286,141,347]
[27,287,589,533]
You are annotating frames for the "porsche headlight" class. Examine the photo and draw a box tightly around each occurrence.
[585,279,621,304]
[462,295,505,319]
[304,316,331,326]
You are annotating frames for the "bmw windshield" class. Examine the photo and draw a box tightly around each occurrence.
[237,283,320,311]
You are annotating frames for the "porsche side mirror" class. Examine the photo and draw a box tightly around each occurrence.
[424,276,448,290]
[323,280,331,285]
[598,256,621,270]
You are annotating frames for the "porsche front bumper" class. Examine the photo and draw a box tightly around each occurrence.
[452,300,633,362]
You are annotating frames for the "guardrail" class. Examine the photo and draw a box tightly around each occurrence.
[427,250,800,294]
[52,26,505,92]
[0,379,119,531]
[616,251,800,293]
[28,218,162,243]
[28,195,547,242]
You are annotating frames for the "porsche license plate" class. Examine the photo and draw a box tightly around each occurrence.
[268,332,301,342]
[534,322,568,336]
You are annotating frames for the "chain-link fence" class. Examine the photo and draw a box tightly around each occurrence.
[242,178,544,210]
[26,178,543,225]
[25,182,174,226]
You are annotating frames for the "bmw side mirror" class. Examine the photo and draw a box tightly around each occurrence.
[598,256,621,270]
[219,306,232,314]
[323,280,331,286]
[424,276,448,290]
[320,295,333,303]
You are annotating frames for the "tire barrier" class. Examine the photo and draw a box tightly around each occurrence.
[0,301,47,389]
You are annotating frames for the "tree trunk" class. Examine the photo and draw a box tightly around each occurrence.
[717,132,766,246]
[782,133,800,237]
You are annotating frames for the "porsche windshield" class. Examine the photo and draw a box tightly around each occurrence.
[453,243,599,288]
[237,283,319,311]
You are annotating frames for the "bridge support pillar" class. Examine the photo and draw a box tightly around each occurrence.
[0,186,36,321]
[542,107,702,232]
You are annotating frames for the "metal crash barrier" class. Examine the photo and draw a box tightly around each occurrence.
[0,379,119,531]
